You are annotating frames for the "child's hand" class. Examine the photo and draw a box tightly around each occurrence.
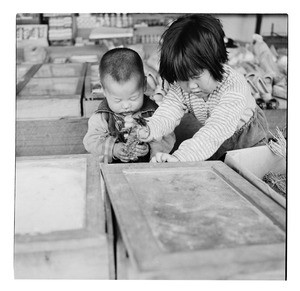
[134,143,149,157]
[123,115,136,129]
[150,152,179,163]
[124,115,151,142]
[113,142,130,163]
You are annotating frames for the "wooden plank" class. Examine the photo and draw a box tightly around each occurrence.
[45,44,107,60]
[104,188,117,280]
[15,154,105,253]
[16,118,88,156]
[14,244,109,279]
[32,63,87,78]
[16,64,42,95]
[101,161,286,279]
[17,98,82,120]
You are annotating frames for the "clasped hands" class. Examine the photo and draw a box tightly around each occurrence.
[113,142,149,163]
[123,116,179,163]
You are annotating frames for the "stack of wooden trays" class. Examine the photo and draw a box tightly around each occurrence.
[17,63,87,120]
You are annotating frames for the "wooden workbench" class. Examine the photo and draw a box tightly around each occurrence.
[100,161,286,280]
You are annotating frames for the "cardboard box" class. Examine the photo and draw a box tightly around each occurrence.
[224,145,286,208]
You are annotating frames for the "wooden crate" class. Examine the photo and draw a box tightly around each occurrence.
[225,145,286,208]
[17,77,84,120]
[14,154,108,279]
[101,161,286,279]
[33,63,87,78]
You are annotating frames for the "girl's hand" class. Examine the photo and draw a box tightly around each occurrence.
[150,152,179,163]
[124,115,151,142]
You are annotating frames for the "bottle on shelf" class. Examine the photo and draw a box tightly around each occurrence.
[110,13,116,27]
[104,13,110,26]
[116,13,122,28]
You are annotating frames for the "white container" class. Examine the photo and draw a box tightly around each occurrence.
[225,145,286,208]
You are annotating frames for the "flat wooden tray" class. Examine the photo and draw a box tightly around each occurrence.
[15,154,104,253]
[16,64,42,95]
[101,161,286,279]
[33,63,87,78]
[16,77,84,119]
[17,77,84,98]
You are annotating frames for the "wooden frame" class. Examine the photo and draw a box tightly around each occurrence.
[32,63,87,78]
[100,161,286,279]
[15,154,105,253]
[16,76,85,120]
[16,64,42,95]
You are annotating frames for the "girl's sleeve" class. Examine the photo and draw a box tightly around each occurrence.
[147,85,187,139]
[172,92,247,161]
[83,113,118,163]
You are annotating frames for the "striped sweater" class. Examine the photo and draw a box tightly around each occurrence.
[148,65,256,161]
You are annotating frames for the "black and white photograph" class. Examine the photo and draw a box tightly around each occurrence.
[2,1,298,288]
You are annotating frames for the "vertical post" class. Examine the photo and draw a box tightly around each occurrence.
[255,14,263,35]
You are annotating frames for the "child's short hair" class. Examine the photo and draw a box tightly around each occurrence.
[159,14,228,84]
[99,47,145,87]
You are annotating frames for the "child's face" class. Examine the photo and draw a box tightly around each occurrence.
[178,69,219,97]
[102,75,145,115]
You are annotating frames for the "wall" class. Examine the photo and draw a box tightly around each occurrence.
[214,14,288,43]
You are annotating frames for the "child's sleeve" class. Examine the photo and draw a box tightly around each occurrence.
[147,85,187,139]
[83,113,118,163]
[172,92,247,161]
[149,132,176,158]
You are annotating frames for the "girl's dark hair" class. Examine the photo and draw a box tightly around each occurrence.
[159,14,228,83]
[99,47,144,87]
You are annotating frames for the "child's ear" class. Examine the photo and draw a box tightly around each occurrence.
[98,82,105,94]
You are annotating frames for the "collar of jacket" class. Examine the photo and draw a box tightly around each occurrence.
[95,95,158,116]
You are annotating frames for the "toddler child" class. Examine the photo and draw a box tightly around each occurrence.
[83,47,175,163]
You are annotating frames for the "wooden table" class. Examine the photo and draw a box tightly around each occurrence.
[100,161,286,280]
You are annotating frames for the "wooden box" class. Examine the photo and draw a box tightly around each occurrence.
[33,63,87,78]
[100,161,286,280]
[17,77,84,120]
[14,154,108,279]
[225,145,286,208]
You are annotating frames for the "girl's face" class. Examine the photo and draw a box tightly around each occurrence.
[102,74,146,115]
[178,69,219,97]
